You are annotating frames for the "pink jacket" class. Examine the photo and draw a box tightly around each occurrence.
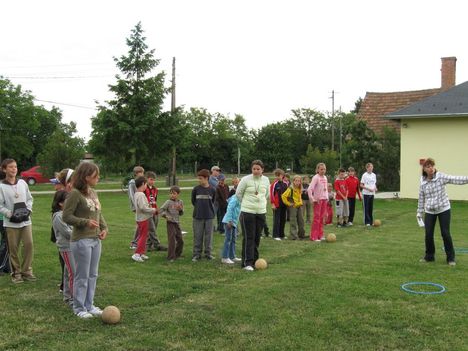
[308,174,328,201]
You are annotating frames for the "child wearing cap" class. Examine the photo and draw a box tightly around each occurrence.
[209,166,221,188]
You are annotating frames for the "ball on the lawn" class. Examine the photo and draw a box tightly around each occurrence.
[374,219,382,227]
[101,305,121,324]
[255,258,268,270]
[326,233,336,243]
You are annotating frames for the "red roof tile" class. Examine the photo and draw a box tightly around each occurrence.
[357,88,441,134]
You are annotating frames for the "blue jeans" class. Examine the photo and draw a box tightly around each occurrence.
[222,224,237,259]
[71,238,101,314]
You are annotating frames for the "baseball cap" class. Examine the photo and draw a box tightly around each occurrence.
[211,166,221,172]
[50,178,60,185]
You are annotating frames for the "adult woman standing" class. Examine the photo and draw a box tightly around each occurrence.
[63,162,108,318]
[0,159,34,284]
[417,158,468,266]
[236,160,270,271]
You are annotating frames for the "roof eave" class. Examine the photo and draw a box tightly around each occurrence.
[385,113,468,120]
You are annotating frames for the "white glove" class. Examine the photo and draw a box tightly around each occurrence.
[416,213,424,227]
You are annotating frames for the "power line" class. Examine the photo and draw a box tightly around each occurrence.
[5,75,112,80]
[0,62,111,69]
[34,99,96,110]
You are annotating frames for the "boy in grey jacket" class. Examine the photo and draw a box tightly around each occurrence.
[160,186,184,261]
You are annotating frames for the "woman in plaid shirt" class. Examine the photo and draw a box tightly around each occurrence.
[417,158,468,266]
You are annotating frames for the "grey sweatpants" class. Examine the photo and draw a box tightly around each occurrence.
[71,238,101,314]
[192,219,213,258]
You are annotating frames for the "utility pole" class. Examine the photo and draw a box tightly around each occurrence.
[171,57,176,113]
[169,57,177,186]
[339,106,342,168]
[237,146,241,176]
[330,90,335,151]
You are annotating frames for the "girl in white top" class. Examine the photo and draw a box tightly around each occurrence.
[236,160,270,271]
[0,159,34,284]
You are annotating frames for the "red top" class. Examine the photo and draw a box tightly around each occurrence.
[345,175,362,200]
[334,178,348,200]
[144,186,158,209]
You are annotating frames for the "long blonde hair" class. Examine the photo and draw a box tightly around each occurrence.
[316,162,326,173]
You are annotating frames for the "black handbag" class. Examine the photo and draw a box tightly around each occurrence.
[10,202,31,223]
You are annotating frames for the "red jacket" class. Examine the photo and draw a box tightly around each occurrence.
[270,179,287,207]
[345,176,362,200]
[334,178,348,200]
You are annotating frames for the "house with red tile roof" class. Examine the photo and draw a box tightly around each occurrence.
[357,57,457,134]
[385,79,468,200]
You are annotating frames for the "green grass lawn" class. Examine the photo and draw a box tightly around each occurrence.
[1,191,467,351]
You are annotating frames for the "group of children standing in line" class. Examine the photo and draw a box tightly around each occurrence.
[270,163,377,243]
[125,162,379,266]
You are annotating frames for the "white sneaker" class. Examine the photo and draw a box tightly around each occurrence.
[274,238,282,241]
[243,265,254,271]
[76,311,93,319]
[348,222,353,226]
[232,257,242,262]
[320,237,326,241]
[88,306,103,316]
[221,258,235,264]
[141,254,149,260]
[132,254,144,262]
[448,261,456,266]
[313,239,321,242]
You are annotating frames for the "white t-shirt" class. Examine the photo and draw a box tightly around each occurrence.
[360,172,377,196]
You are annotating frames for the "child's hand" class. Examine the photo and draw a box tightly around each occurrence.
[87,219,99,228]
[98,229,108,240]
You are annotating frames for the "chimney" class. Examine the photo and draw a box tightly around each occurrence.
[441,56,457,90]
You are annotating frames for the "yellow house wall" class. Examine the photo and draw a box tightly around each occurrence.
[400,117,468,200]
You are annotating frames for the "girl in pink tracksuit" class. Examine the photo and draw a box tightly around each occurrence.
[308,163,329,241]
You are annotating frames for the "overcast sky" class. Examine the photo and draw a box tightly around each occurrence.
[2,0,467,140]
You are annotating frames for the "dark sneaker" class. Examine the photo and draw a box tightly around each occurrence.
[205,255,215,260]
[419,258,434,263]
[156,245,168,251]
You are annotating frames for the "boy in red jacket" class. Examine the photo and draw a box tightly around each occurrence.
[144,171,167,251]
[345,167,362,226]
[334,169,349,227]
